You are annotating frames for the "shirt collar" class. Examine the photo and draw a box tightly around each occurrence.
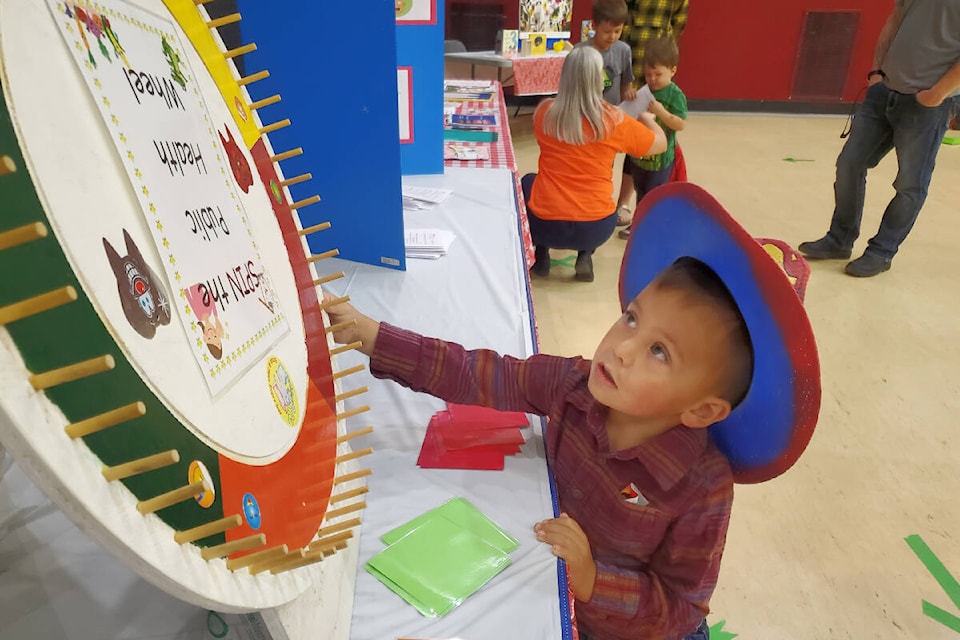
[568,360,709,491]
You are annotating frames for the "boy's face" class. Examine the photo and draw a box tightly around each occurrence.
[592,20,623,51]
[644,64,677,91]
[589,283,734,429]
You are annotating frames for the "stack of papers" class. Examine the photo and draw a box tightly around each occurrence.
[365,498,518,617]
[418,403,530,470]
[444,80,497,102]
[620,84,655,119]
[404,228,457,259]
[402,185,453,208]
[444,144,491,161]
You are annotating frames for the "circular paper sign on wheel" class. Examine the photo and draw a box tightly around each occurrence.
[0,0,367,612]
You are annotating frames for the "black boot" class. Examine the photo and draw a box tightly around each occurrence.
[575,251,594,282]
[531,246,550,277]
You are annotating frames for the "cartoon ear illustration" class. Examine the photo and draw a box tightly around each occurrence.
[103,236,123,272]
[219,129,229,148]
[122,228,145,266]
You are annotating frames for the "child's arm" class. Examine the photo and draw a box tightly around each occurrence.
[324,292,380,356]
[648,98,686,131]
[621,83,637,102]
[323,293,569,416]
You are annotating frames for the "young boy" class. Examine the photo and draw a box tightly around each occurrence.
[577,0,640,231]
[324,185,819,640]
[619,36,687,239]
[576,0,637,106]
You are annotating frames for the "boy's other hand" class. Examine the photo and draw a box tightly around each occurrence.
[321,291,380,356]
[535,513,597,602]
[621,84,638,102]
[647,98,666,118]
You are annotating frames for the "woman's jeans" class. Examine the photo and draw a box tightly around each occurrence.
[522,173,617,253]
[826,83,958,260]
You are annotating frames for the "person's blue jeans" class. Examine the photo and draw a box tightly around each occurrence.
[521,173,617,252]
[827,83,958,260]
[579,618,709,640]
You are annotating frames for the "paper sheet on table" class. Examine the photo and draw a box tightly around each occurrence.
[364,516,512,617]
[382,498,519,554]
[620,85,655,119]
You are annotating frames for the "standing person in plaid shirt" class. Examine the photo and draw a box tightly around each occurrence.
[623,0,688,81]
[615,0,689,233]
[322,185,821,640]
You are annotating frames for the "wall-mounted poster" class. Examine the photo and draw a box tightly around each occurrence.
[520,0,573,34]
[397,67,413,143]
[396,0,436,25]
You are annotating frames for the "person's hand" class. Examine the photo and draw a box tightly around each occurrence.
[621,84,638,102]
[534,513,597,602]
[868,74,884,86]
[638,112,658,128]
[647,98,667,119]
[321,291,380,355]
[916,88,945,107]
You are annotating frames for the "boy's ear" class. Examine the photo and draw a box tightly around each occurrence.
[680,396,731,429]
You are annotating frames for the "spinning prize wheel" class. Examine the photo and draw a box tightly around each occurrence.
[0,0,372,611]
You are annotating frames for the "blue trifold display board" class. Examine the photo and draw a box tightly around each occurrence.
[237,0,406,270]
[396,2,444,175]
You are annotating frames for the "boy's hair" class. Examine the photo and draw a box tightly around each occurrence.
[592,0,628,26]
[644,36,680,68]
[654,257,754,407]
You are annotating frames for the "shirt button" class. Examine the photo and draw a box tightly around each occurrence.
[572,489,583,499]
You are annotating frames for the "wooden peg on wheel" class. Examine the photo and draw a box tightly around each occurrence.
[0,286,77,325]
[137,478,210,515]
[102,449,179,482]
[175,514,243,545]
[65,401,146,439]
[0,222,47,251]
[30,355,115,390]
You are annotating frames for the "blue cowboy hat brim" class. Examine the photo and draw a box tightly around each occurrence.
[619,183,820,484]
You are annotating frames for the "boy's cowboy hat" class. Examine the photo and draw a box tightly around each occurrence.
[620,183,820,484]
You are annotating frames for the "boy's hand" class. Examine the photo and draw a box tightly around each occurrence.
[621,84,638,102]
[321,291,380,356]
[647,98,667,118]
[534,513,597,602]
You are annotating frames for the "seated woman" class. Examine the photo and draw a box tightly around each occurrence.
[523,45,666,282]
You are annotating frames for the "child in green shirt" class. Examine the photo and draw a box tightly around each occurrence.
[620,36,688,239]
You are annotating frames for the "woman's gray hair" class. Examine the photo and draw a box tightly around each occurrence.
[541,45,620,145]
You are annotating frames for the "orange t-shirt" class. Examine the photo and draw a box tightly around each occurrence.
[529,100,655,222]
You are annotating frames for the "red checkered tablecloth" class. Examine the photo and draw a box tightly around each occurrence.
[445,82,534,267]
[512,54,565,96]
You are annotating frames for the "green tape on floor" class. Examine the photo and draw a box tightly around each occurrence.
[709,619,738,639]
[905,534,960,634]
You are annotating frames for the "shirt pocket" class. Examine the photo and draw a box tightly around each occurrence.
[591,496,673,562]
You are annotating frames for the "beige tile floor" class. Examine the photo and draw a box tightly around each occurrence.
[510,111,960,639]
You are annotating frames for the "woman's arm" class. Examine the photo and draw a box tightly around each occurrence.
[638,113,667,155]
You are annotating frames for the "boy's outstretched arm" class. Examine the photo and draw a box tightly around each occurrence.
[323,292,380,356]
[320,292,569,416]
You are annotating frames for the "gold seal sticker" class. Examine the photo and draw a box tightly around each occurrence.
[188,460,216,508]
[266,356,298,426]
